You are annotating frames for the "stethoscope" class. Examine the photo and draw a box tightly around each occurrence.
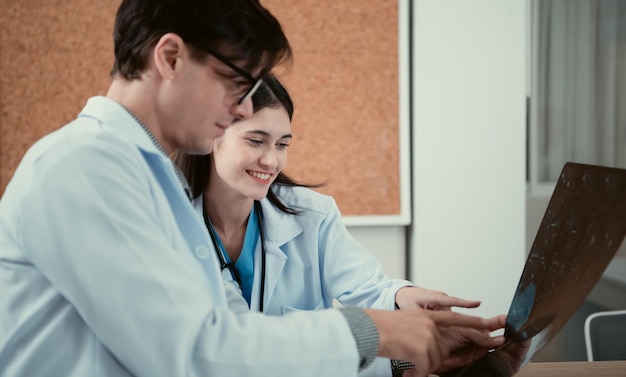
[203,200,267,312]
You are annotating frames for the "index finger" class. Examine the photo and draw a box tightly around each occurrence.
[430,297,481,310]
[425,310,492,329]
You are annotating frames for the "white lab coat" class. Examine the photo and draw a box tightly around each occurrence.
[0,97,363,377]
[193,185,413,376]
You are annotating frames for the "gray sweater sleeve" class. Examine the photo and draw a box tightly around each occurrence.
[338,307,380,370]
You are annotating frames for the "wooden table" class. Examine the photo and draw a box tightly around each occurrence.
[514,361,626,376]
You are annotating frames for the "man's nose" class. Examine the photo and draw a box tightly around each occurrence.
[230,96,254,122]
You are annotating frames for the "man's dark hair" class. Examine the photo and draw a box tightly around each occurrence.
[110,0,291,80]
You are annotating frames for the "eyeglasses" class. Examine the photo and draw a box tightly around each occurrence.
[208,49,264,105]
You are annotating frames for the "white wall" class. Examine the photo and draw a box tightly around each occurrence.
[348,2,625,336]
[410,0,527,318]
[346,226,407,279]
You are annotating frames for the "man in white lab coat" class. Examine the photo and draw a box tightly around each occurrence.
[0,0,504,376]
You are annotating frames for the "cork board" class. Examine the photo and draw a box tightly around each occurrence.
[0,0,405,220]
[0,0,116,188]
[263,0,404,219]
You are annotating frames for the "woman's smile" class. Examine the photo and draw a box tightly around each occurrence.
[247,170,272,183]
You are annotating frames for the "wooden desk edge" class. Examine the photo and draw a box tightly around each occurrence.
[515,360,626,376]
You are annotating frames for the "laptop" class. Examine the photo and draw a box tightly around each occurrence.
[441,162,626,377]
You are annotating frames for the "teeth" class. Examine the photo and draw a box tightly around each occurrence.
[250,171,271,180]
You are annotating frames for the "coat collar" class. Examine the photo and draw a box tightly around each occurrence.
[258,199,303,247]
[79,96,162,157]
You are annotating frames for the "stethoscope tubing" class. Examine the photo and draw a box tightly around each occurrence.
[203,200,266,312]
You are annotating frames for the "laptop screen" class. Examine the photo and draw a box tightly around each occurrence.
[441,162,626,377]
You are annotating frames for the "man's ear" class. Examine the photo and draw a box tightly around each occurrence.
[153,33,186,79]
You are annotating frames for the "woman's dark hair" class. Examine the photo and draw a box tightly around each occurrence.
[110,0,291,80]
[177,73,324,215]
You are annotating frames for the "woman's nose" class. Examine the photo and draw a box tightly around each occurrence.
[259,148,279,169]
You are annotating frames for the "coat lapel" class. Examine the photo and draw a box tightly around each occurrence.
[254,199,303,311]
[140,151,227,307]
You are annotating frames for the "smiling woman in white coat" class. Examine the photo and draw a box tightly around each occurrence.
[177,73,492,376]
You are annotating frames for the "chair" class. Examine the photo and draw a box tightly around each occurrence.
[584,309,626,361]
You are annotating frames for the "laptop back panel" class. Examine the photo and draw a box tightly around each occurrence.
[442,162,626,377]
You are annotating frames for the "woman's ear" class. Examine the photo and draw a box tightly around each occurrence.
[152,33,186,79]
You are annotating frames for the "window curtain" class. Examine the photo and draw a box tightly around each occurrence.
[535,0,626,181]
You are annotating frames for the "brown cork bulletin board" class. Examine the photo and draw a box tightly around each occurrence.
[261,0,408,224]
[0,0,408,224]
[0,0,117,189]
